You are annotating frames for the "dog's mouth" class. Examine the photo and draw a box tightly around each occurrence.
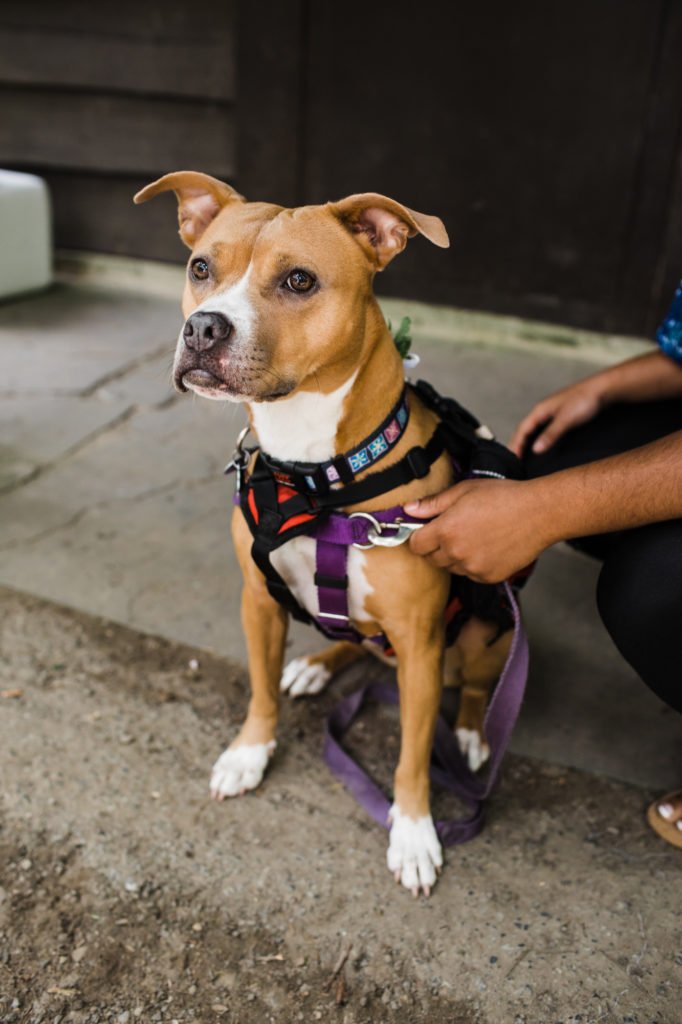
[180,369,236,396]
[177,367,295,403]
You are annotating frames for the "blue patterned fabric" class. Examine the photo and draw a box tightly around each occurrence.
[348,448,370,473]
[656,280,682,365]
[368,435,389,458]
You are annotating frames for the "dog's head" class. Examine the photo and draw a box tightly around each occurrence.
[134,171,449,402]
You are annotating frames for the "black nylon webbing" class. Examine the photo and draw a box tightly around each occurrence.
[240,425,450,624]
[238,379,522,624]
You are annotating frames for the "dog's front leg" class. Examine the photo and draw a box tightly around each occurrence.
[387,621,445,897]
[211,508,289,799]
[210,579,287,800]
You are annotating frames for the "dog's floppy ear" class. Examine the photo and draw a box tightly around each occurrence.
[329,192,449,270]
[133,171,245,248]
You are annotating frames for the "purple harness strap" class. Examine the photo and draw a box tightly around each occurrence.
[323,583,529,846]
[314,506,423,643]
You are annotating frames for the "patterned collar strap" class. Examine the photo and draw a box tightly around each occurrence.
[260,387,410,494]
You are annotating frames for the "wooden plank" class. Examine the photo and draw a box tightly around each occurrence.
[39,171,189,262]
[301,0,663,333]
[235,0,306,205]
[656,138,682,333]
[38,169,639,327]
[0,25,235,101]
[0,88,235,178]
[0,0,234,41]
[615,2,682,334]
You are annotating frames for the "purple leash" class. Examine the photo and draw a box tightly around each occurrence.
[323,583,529,846]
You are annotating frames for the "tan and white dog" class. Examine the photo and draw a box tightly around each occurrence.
[134,172,512,896]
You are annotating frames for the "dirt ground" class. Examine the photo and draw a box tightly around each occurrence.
[1,586,681,1024]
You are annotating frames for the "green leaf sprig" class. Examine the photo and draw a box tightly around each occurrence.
[387,316,413,359]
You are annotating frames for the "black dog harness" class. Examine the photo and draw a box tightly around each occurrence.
[226,378,532,846]
[228,379,528,651]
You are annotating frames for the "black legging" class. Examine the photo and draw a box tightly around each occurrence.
[524,399,682,713]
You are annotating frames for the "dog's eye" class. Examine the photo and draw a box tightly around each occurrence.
[190,258,210,282]
[284,269,316,293]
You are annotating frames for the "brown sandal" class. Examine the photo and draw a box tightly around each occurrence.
[646,792,682,849]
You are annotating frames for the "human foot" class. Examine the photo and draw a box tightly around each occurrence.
[646,790,682,849]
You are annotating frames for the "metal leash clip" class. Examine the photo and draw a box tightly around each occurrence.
[224,425,256,493]
[349,511,424,549]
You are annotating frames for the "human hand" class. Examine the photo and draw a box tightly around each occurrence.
[405,478,551,583]
[510,376,606,457]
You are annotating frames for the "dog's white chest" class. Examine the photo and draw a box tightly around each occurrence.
[250,373,357,463]
[270,535,373,625]
[250,370,374,626]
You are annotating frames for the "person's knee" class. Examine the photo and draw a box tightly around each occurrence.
[596,558,642,648]
[596,522,682,710]
[597,527,680,639]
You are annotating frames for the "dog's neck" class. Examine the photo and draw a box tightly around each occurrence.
[249,302,404,463]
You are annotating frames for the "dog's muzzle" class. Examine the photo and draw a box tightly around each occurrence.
[174,311,235,392]
[183,311,233,352]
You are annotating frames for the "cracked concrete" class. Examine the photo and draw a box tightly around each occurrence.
[0,269,680,1022]
[0,282,180,494]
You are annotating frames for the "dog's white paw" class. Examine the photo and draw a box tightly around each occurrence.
[210,740,275,799]
[386,804,443,897]
[456,727,490,772]
[280,656,331,698]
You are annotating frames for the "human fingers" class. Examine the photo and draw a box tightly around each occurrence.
[422,545,458,570]
[509,401,555,456]
[422,547,489,581]
[403,485,460,519]
[529,398,595,453]
[408,521,442,557]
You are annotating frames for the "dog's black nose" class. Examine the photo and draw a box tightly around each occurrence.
[183,311,233,352]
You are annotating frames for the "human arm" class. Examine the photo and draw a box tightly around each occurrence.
[406,430,682,583]
[510,350,682,456]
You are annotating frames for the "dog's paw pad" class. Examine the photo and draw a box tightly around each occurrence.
[456,727,490,772]
[386,805,443,897]
[280,657,331,698]
[210,741,275,799]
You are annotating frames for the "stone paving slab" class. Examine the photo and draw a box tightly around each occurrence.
[0,283,181,491]
[0,279,680,793]
[0,283,181,393]
[1,393,130,491]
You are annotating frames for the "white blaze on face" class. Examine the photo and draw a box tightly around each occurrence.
[175,265,256,400]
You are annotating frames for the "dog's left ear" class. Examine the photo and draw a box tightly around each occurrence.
[133,171,245,248]
[329,193,449,270]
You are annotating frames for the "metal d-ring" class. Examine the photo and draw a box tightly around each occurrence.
[234,424,252,457]
[224,424,256,490]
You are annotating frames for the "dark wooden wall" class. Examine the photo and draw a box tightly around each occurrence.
[239,0,682,336]
[2,0,681,336]
[0,0,235,264]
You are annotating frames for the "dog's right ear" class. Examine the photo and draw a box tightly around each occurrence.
[133,171,245,248]
[330,192,449,271]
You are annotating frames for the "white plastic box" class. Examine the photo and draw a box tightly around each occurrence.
[0,170,52,300]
